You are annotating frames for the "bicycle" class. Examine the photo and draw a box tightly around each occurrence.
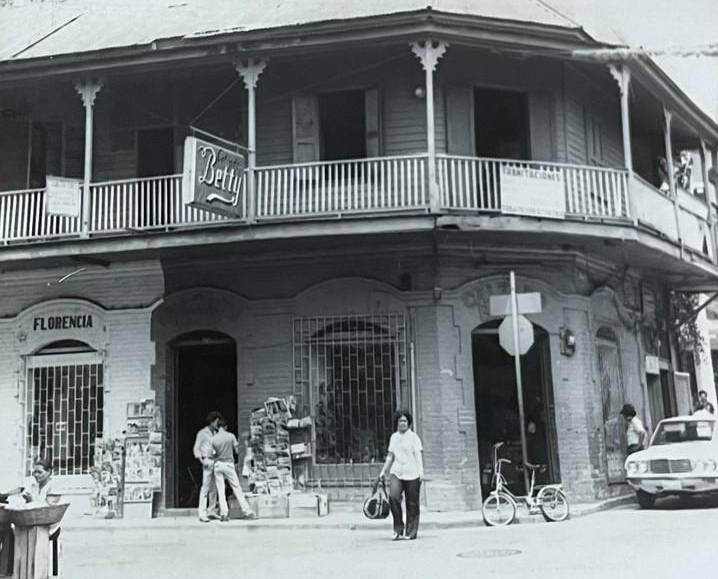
[481,441,569,526]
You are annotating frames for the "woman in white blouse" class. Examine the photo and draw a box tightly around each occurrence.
[378,410,424,540]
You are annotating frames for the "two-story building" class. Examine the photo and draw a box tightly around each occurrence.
[1,1,717,512]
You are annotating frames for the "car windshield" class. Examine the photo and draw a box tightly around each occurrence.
[651,420,715,446]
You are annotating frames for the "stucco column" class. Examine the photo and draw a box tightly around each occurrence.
[235,58,267,223]
[694,298,718,407]
[412,39,447,213]
[75,80,103,237]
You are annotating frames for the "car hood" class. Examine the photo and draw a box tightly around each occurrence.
[627,442,715,462]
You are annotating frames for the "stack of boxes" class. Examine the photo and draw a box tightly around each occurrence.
[248,404,293,496]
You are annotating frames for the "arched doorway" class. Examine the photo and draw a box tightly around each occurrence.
[472,320,559,497]
[171,330,237,508]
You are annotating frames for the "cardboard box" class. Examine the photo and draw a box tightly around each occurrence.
[289,493,330,518]
[246,493,289,519]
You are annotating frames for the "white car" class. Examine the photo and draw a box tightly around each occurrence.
[624,414,718,508]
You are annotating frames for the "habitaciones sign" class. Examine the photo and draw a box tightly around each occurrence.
[500,165,565,219]
[182,136,246,218]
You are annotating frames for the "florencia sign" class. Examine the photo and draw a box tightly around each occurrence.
[182,136,246,218]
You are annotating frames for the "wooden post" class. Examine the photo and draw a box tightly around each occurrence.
[609,64,637,223]
[235,59,267,224]
[663,107,683,252]
[75,81,103,238]
[700,140,716,262]
[412,40,447,213]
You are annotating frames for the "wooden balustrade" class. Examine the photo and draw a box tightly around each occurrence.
[0,188,81,242]
[0,155,713,263]
[89,174,226,232]
[254,154,429,218]
[438,155,630,220]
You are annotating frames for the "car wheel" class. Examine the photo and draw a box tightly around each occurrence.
[636,490,656,509]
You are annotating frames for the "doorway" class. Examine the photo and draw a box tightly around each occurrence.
[137,127,174,177]
[474,87,529,160]
[473,320,559,497]
[172,331,237,508]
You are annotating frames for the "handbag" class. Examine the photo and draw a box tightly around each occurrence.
[362,478,390,519]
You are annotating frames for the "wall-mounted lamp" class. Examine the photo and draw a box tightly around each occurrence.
[559,327,576,357]
[433,286,443,302]
[413,86,426,100]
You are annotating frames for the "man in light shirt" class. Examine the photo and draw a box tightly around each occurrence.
[193,411,222,522]
[211,420,256,521]
[620,403,647,455]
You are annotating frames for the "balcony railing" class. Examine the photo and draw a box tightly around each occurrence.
[0,154,713,263]
[438,155,630,220]
[255,154,429,219]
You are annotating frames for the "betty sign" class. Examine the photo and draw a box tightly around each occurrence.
[182,136,246,218]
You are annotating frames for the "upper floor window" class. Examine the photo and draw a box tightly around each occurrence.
[292,88,380,163]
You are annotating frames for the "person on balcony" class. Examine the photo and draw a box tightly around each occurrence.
[378,410,424,541]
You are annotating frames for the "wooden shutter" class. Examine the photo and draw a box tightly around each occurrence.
[445,86,475,156]
[364,88,381,158]
[0,117,30,189]
[292,94,320,163]
[529,91,556,161]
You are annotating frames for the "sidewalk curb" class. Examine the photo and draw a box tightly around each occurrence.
[63,494,636,533]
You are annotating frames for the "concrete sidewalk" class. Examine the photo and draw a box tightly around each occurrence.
[63,494,636,532]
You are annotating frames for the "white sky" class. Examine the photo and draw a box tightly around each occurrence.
[550,0,718,120]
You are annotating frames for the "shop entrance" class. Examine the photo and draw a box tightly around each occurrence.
[172,331,237,508]
[472,320,559,497]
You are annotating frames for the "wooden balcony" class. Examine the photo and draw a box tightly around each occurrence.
[0,154,713,263]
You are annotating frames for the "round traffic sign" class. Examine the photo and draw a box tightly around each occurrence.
[498,314,534,356]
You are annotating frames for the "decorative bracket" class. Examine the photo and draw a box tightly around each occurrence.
[74,80,103,108]
[608,64,631,96]
[235,58,267,90]
[411,39,448,72]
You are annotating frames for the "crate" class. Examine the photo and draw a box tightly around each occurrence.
[246,494,289,519]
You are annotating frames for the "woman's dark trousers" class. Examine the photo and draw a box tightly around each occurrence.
[388,476,421,538]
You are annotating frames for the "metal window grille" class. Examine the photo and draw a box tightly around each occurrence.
[293,313,408,465]
[25,352,104,476]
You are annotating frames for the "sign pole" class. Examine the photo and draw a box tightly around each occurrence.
[510,271,531,494]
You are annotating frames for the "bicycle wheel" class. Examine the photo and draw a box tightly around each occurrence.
[538,487,569,522]
[481,492,516,526]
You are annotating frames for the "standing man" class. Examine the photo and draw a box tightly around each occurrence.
[211,419,256,521]
[620,403,647,455]
[194,411,222,523]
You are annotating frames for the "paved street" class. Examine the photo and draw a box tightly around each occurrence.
[62,500,718,579]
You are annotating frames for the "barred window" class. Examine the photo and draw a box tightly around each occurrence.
[293,314,408,465]
[25,342,104,476]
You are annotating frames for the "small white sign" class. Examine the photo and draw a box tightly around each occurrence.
[490,292,542,316]
[645,355,660,375]
[500,165,565,219]
[46,176,81,218]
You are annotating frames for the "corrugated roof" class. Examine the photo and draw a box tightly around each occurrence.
[0,0,580,63]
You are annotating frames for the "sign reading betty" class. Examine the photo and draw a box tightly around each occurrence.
[33,314,94,331]
[182,136,246,218]
[500,165,566,219]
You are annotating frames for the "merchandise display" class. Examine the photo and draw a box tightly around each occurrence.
[247,400,293,495]
[90,438,124,519]
[123,400,163,514]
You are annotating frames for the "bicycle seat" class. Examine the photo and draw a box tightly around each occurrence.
[493,442,504,450]
[498,458,512,465]
[524,462,546,471]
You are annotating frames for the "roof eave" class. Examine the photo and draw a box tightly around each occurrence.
[0,9,599,83]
